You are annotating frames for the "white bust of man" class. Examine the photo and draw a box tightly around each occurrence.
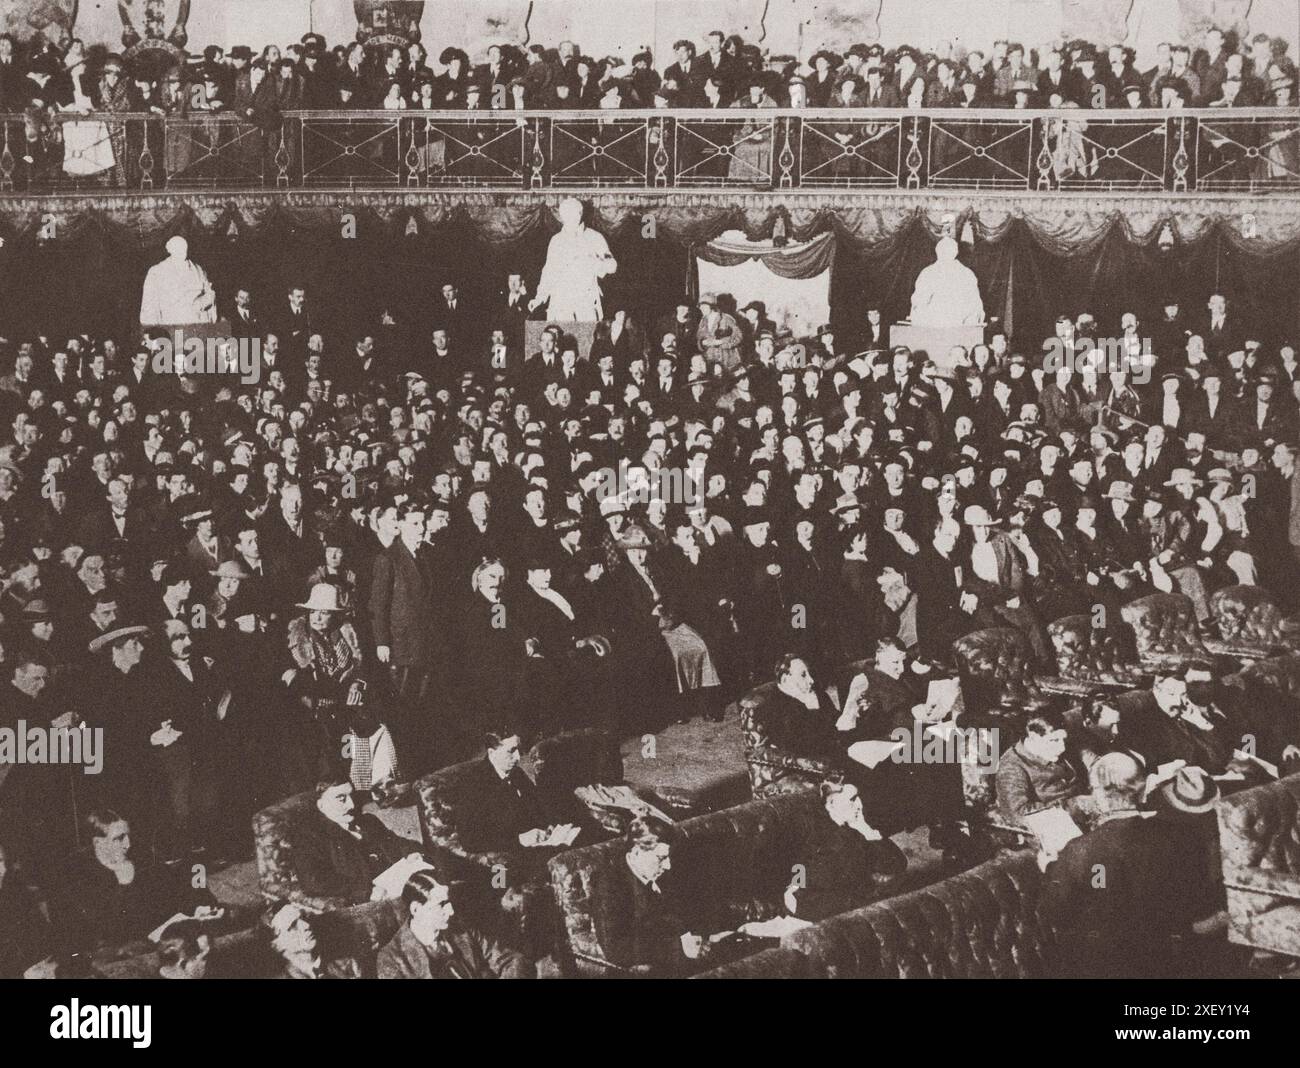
[140,236,217,326]
[909,237,984,327]
[530,197,617,322]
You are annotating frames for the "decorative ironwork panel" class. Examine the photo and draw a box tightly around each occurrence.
[162,117,265,188]
[298,113,402,187]
[406,114,527,187]
[1196,114,1300,192]
[550,116,651,187]
[926,116,1033,190]
[674,115,777,188]
[1054,115,1167,191]
[799,114,901,188]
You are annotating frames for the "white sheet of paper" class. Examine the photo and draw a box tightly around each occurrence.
[848,739,907,769]
[740,916,815,940]
[371,854,434,900]
[1022,808,1084,856]
[1233,749,1279,779]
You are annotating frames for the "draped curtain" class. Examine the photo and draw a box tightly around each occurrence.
[1,192,1296,347]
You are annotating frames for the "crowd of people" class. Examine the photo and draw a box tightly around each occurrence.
[0,232,1295,975]
[1,22,1296,119]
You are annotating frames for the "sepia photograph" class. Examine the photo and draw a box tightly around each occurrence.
[0,0,1297,1041]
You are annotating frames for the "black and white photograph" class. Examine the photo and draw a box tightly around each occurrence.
[0,0,1298,1038]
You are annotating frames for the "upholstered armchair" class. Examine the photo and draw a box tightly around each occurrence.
[1216,773,1300,958]
[549,792,882,977]
[251,788,406,941]
[1225,652,1300,703]
[1204,586,1300,663]
[1037,614,1149,697]
[951,627,1050,716]
[734,681,833,799]
[1119,592,1210,673]
[414,728,624,956]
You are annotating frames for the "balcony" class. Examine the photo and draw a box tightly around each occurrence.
[1,107,1296,196]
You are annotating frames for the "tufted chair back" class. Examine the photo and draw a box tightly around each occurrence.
[734,682,827,799]
[951,627,1046,714]
[1045,614,1147,687]
[1205,585,1300,661]
[778,850,1054,978]
[1224,652,1300,703]
[1119,592,1207,671]
[253,788,324,906]
[548,793,840,976]
[1215,773,1300,956]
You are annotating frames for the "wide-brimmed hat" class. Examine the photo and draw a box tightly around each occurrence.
[88,624,150,654]
[297,583,347,613]
[1206,467,1234,484]
[210,560,251,580]
[963,504,997,527]
[1103,480,1135,501]
[1158,766,1219,815]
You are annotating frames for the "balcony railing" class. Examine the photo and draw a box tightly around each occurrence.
[2,107,1296,195]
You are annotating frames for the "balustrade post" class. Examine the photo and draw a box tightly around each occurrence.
[1167,114,1194,192]
[0,119,14,192]
[651,114,673,188]
[777,115,800,189]
[903,114,927,189]
[526,115,549,189]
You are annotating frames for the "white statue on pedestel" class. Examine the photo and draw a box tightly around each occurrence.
[529,197,617,322]
[908,237,985,327]
[140,236,217,326]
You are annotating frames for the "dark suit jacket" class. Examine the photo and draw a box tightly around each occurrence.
[369,539,432,668]
[454,759,551,855]
[1041,813,1207,978]
[293,813,410,905]
[376,920,531,978]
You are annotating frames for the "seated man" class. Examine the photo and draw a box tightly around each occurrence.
[377,871,533,979]
[995,711,1089,827]
[599,814,747,978]
[453,726,581,856]
[1040,752,1211,978]
[783,781,908,922]
[292,779,417,907]
[1116,672,1239,776]
[746,653,843,789]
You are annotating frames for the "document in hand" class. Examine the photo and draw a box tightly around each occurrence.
[1021,807,1083,856]
[371,854,434,900]
[1233,749,1279,779]
[574,783,673,825]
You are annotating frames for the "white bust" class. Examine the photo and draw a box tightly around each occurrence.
[529,197,617,322]
[909,237,985,327]
[139,236,217,326]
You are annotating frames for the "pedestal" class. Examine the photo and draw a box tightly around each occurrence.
[525,320,598,360]
[890,323,986,369]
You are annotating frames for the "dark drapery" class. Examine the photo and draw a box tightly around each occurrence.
[695,232,836,278]
[1,192,1296,349]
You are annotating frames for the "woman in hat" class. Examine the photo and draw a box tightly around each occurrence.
[283,582,366,731]
[807,50,841,107]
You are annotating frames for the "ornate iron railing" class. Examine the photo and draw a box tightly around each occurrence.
[1,107,1296,194]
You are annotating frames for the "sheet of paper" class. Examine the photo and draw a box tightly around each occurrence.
[574,784,672,824]
[739,916,815,940]
[847,739,907,769]
[1022,807,1084,856]
[1233,749,1279,779]
[371,854,434,900]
